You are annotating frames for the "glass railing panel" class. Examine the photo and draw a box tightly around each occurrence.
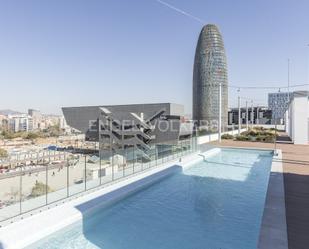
[112,149,123,181]
[99,149,113,186]
[143,159,150,170]
[0,169,21,221]
[148,148,157,168]
[46,155,68,204]
[169,145,174,161]
[68,154,86,196]
[170,145,176,161]
[143,149,152,170]
[124,148,134,176]
[21,161,47,213]
[85,153,101,190]
[0,140,197,222]
[134,150,143,173]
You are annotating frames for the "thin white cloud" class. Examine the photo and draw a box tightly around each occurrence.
[156,0,205,24]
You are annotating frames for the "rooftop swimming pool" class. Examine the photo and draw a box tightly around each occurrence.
[27,148,273,249]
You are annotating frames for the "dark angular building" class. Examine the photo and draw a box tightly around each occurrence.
[62,103,194,160]
[192,24,228,129]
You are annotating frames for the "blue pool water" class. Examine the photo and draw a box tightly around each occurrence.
[28,148,273,249]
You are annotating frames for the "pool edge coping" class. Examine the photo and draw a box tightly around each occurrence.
[218,145,288,249]
[258,149,288,249]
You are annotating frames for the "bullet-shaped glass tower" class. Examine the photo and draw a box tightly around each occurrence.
[193,24,228,129]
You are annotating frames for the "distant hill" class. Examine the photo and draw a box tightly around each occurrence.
[0,109,23,116]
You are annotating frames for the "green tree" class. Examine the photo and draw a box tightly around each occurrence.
[29,181,53,197]
[24,132,40,140]
[1,130,15,139]
[0,148,8,157]
[48,124,61,137]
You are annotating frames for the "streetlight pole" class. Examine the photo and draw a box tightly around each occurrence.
[251,100,254,129]
[256,105,259,125]
[274,100,278,155]
[307,45,309,90]
[238,89,241,135]
[286,59,290,102]
[246,101,248,130]
[285,59,291,127]
[218,83,222,142]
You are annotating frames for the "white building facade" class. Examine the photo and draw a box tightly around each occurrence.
[285,91,309,145]
[28,109,42,130]
[7,114,33,132]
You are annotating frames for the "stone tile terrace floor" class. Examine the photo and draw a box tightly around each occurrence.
[210,140,309,249]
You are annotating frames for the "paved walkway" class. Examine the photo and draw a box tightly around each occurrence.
[276,134,293,144]
[211,140,309,249]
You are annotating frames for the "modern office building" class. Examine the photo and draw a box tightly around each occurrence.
[28,109,41,117]
[28,109,42,130]
[192,24,228,129]
[63,103,194,160]
[268,92,291,123]
[0,115,8,131]
[228,106,272,125]
[7,114,33,132]
[285,91,309,145]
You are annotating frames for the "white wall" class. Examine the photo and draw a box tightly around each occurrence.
[284,110,289,134]
[288,96,309,145]
[197,128,247,145]
[252,124,285,130]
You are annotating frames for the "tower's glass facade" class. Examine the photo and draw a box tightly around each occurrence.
[193,24,228,129]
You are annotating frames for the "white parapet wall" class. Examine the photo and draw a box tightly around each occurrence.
[286,91,309,145]
[197,128,247,145]
[252,124,285,131]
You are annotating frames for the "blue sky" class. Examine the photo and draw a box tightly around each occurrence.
[0,0,308,114]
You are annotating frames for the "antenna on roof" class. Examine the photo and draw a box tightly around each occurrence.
[286,58,290,102]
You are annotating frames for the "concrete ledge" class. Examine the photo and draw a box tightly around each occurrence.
[258,149,288,249]
[197,128,247,144]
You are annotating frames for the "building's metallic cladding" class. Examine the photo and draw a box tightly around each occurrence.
[62,103,186,144]
[193,24,228,128]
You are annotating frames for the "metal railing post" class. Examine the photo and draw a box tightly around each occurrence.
[112,149,114,181]
[99,147,102,185]
[67,155,69,197]
[238,93,241,135]
[19,153,22,214]
[155,146,158,166]
[133,147,135,174]
[46,152,48,205]
[123,148,125,177]
[84,155,87,191]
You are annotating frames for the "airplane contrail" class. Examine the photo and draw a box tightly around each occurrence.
[156,0,205,24]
